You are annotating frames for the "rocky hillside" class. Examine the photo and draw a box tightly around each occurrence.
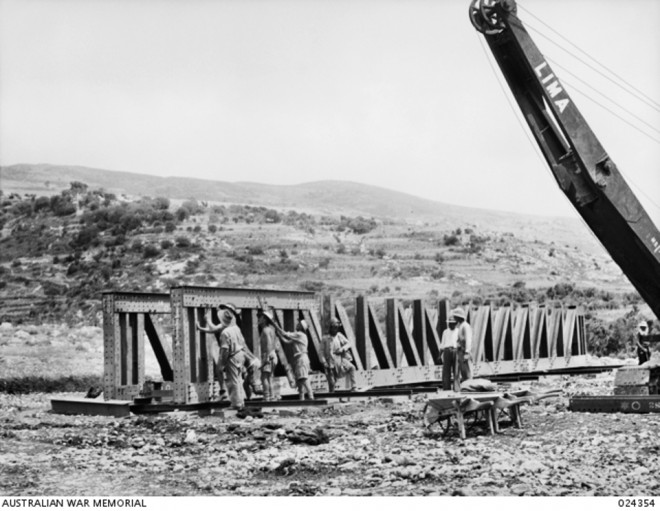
[0,172,649,356]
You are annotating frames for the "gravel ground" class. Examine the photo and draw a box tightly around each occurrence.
[1,372,659,497]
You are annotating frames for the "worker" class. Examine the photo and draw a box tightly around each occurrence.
[439,315,459,391]
[322,318,357,392]
[196,307,228,399]
[452,307,473,384]
[636,320,651,365]
[272,318,315,400]
[258,310,279,401]
[215,304,247,410]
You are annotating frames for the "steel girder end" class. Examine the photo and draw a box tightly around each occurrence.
[469,0,516,35]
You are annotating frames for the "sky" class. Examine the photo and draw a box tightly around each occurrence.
[1,0,659,223]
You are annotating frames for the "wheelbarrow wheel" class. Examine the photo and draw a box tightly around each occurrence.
[422,403,451,436]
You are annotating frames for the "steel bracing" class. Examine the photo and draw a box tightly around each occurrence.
[102,287,588,404]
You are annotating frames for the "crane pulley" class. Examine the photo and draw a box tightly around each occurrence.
[469,0,660,321]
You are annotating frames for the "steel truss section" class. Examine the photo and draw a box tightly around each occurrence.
[102,292,172,400]
[102,287,589,404]
[170,286,321,404]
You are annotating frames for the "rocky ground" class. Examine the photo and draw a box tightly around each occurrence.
[1,373,659,497]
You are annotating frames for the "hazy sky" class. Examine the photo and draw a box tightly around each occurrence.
[1,0,659,223]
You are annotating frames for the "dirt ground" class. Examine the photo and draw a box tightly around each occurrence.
[1,372,659,497]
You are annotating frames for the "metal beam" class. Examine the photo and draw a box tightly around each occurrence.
[569,395,660,413]
[51,398,131,418]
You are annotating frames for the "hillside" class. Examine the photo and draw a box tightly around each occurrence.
[0,170,648,357]
[0,163,599,251]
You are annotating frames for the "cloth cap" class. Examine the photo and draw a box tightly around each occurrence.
[330,318,341,327]
[451,307,466,320]
[447,317,457,324]
[638,321,649,333]
[259,310,274,323]
[299,319,309,331]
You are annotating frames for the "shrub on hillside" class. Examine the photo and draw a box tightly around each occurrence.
[143,244,161,258]
[175,236,191,248]
[70,226,100,250]
[247,245,264,256]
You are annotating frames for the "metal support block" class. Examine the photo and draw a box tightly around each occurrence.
[51,398,131,418]
[569,395,660,413]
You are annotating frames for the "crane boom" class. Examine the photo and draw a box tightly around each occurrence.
[469,0,660,321]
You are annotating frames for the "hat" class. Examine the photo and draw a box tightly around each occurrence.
[330,318,341,327]
[451,307,466,320]
[299,319,309,331]
[447,316,457,324]
[638,321,649,334]
[259,310,274,323]
[219,303,239,316]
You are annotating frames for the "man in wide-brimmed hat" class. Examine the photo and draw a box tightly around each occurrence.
[451,307,473,383]
[215,303,248,409]
[440,314,459,391]
[258,310,279,401]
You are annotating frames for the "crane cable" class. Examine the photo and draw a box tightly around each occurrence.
[511,5,660,212]
[548,59,660,139]
[475,32,660,242]
[556,73,660,144]
[521,23,660,143]
[518,2,660,113]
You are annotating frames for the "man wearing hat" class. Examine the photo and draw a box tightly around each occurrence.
[197,304,261,405]
[322,318,357,392]
[216,303,248,409]
[452,307,473,383]
[258,310,279,401]
[272,318,315,401]
[439,314,459,391]
[636,320,652,365]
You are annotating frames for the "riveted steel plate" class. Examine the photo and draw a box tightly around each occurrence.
[176,286,318,310]
[109,293,171,314]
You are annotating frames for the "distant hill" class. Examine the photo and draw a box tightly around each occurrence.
[0,163,592,244]
[0,163,644,328]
